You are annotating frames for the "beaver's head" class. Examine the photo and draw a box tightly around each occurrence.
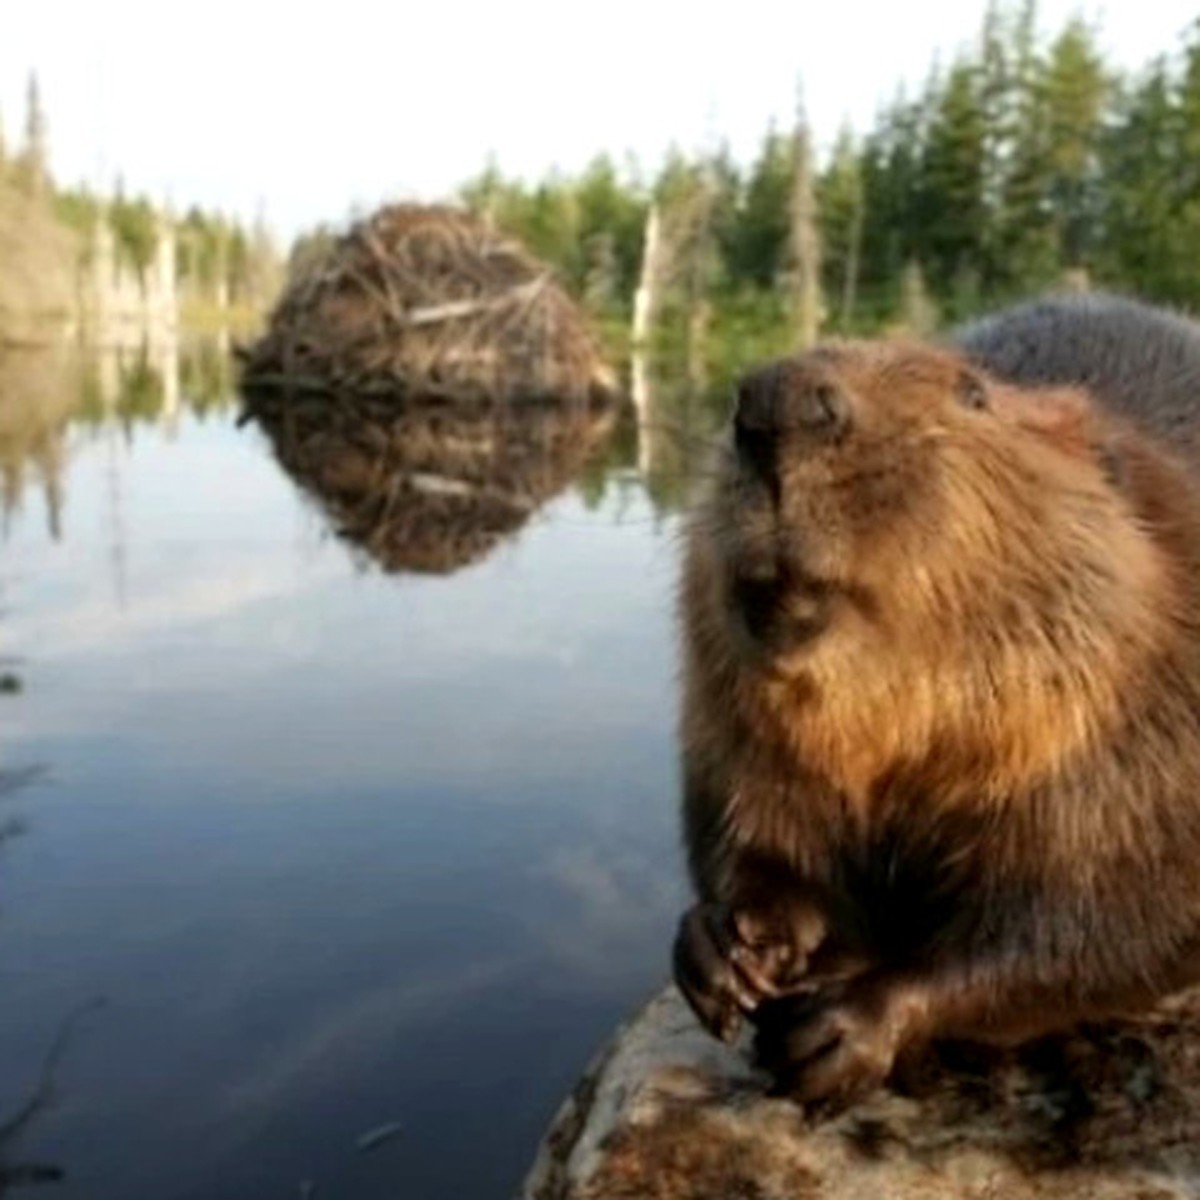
[694,340,1160,684]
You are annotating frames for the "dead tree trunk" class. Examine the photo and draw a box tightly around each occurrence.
[631,205,664,352]
[682,169,718,393]
[789,109,824,351]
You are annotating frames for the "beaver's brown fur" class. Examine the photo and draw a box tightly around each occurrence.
[674,294,1200,1110]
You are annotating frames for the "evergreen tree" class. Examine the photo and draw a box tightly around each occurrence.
[1174,20,1200,304]
[858,88,928,319]
[15,73,48,196]
[727,126,792,289]
[819,127,865,330]
[918,61,988,304]
[1041,18,1109,269]
[998,23,1057,290]
[1099,57,1184,299]
[574,153,647,307]
[109,184,158,281]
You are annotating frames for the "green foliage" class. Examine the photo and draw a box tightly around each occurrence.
[918,62,989,302]
[115,351,166,424]
[1097,23,1200,304]
[109,189,158,280]
[575,154,648,309]
[725,127,792,290]
[53,186,100,238]
[458,5,1200,337]
[460,156,648,309]
[0,73,281,333]
[175,205,279,310]
[180,339,235,416]
[818,128,864,331]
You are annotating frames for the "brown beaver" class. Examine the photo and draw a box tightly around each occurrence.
[673,294,1200,1111]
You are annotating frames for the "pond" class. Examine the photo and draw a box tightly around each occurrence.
[0,339,722,1199]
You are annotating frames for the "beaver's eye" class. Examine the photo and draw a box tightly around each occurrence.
[957,373,989,411]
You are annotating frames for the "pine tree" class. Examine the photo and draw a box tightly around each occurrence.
[1041,18,1109,270]
[998,11,1058,291]
[918,61,988,305]
[858,82,934,319]
[1099,57,1182,299]
[818,127,863,330]
[15,73,48,196]
[575,154,647,306]
[1174,19,1200,305]
[977,0,1013,276]
[728,126,793,289]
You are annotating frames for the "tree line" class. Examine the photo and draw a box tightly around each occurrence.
[457,3,1200,348]
[0,75,279,317]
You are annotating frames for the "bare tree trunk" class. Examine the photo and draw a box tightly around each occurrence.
[631,204,663,471]
[631,205,663,351]
[682,168,718,392]
[789,113,824,351]
[900,260,938,335]
[1060,267,1091,294]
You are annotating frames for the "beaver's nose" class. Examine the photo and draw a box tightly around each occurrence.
[734,361,849,465]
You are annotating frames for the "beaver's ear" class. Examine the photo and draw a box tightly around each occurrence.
[996,384,1089,447]
[955,369,989,412]
[1009,385,1124,485]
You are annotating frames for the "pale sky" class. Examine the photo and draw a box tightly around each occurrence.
[1,0,1196,240]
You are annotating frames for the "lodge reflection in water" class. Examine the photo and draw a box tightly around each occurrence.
[242,388,620,575]
[0,330,736,559]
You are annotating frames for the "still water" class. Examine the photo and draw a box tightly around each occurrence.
[0,341,717,1199]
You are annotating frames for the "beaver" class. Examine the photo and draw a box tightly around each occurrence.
[673,293,1200,1111]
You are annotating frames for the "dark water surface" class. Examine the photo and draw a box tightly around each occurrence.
[0,343,708,1199]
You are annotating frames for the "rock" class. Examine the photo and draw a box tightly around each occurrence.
[520,985,1200,1200]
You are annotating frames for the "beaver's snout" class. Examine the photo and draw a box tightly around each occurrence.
[734,361,851,483]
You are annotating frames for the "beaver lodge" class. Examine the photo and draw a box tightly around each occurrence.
[238,204,619,405]
[239,203,622,572]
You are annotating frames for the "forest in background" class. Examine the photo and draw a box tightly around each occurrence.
[0,75,279,340]
[446,2,1200,375]
[3,2,1198,373]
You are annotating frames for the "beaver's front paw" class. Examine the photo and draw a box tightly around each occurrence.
[754,978,925,1113]
[673,901,826,1043]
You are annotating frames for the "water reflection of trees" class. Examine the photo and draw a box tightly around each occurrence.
[245,389,618,574]
[570,356,732,518]
[0,335,237,538]
[0,347,79,539]
[1,332,738,550]
[0,993,103,1196]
